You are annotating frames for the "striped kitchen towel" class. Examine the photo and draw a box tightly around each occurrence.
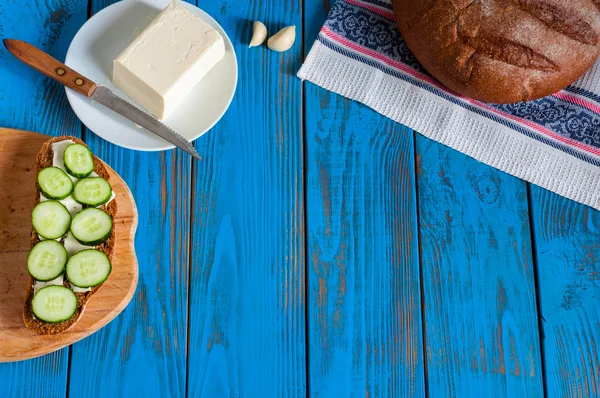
[298,0,600,210]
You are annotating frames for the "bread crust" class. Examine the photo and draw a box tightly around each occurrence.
[391,0,600,103]
[23,136,117,335]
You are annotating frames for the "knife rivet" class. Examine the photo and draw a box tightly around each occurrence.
[56,68,65,76]
[75,78,84,86]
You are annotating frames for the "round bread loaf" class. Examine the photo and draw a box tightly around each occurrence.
[391,0,600,103]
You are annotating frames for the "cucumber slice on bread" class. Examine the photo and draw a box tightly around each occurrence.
[32,200,71,240]
[73,177,112,206]
[31,285,77,323]
[27,240,67,281]
[63,143,94,178]
[38,167,74,200]
[66,249,112,288]
[70,208,113,245]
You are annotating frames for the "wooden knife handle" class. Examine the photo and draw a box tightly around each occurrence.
[3,39,97,97]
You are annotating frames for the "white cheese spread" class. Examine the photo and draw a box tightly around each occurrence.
[33,275,64,294]
[112,0,226,120]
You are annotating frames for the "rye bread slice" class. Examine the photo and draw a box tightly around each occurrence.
[23,136,118,335]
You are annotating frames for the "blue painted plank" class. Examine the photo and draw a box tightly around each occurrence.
[305,4,424,396]
[186,0,306,396]
[530,187,600,398]
[416,136,544,397]
[66,1,191,397]
[0,0,85,136]
[0,353,69,398]
[0,0,87,396]
[305,93,426,397]
[67,150,190,398]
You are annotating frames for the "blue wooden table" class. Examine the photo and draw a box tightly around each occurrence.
[1,0,599,397]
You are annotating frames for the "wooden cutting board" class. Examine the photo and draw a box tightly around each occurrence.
[0,128,138,362]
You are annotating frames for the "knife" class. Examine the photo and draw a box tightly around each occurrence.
[3,39,201,161]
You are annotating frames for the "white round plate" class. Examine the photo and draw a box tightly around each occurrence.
[65,0,238,151]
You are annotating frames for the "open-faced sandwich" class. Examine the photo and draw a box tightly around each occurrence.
[24,136,117,334]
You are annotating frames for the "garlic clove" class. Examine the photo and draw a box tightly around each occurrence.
[249,21,267,48]
[267,26,296,52]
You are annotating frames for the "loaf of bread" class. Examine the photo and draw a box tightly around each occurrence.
[391,0,600,103]
[24,136,117,335]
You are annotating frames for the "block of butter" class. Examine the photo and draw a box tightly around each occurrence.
[113,1,226,120]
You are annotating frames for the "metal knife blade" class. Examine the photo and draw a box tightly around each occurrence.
[91,86,201,160]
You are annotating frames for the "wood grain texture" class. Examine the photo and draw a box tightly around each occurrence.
[0,353,68,397]
[530,187,600,398]
[3,0,600,397]
[416,136,544,397]
[68,149,190,398]
[0,129,138,361]
[186,0,306,396]
[305,88,425,396]
[65,1,191,396]
[305,3,424,393]
[0,0,87,394]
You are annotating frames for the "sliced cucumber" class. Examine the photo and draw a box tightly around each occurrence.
[73,177,112,206]
[27,240,67,281]
[66,249,111,288]
[32,201,71,240]
[31,285,77,323]
[63,144,94,178]
[37,167,74,200]
[70,208,112,245]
